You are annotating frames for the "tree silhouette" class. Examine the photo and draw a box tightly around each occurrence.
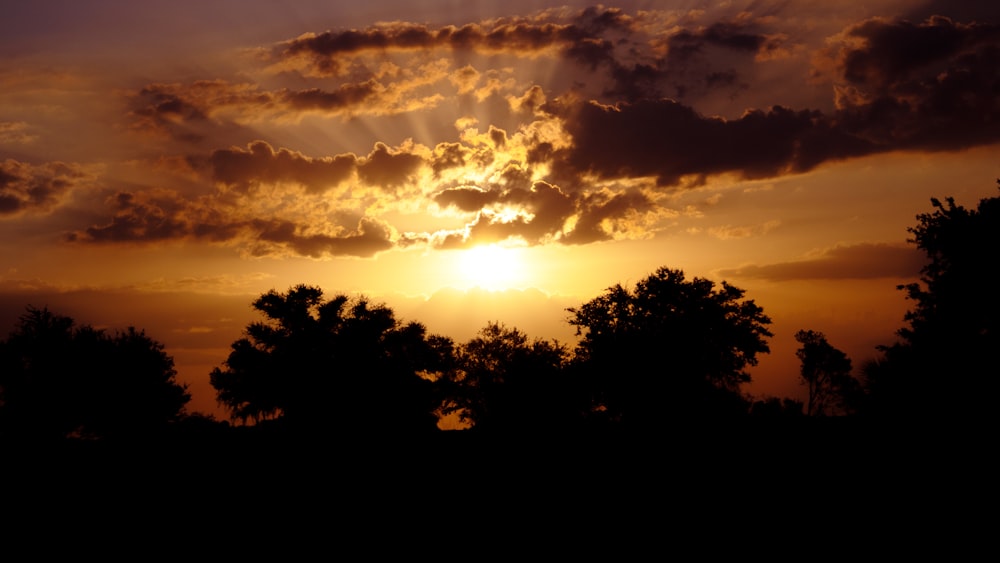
[0,306,189,441]
[438,322,572,432]
[869,183,1000,417]
[567,267,772,426]
[210,285,446,434]
[795,329,860,416]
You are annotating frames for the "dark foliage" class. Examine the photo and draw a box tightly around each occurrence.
[438,322,575,432]
[749,396,804,418]
[867,182,1000,418]
[210,285,448,434]
[567,267,772,426]
[0,306,189,441]
[795,329,861,416]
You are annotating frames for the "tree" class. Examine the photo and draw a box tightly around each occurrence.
[567,267,772,426]
[794,330,860,416]
[870,184,1000,417]
[438,322,573,431]
[210,285,448,433]
[0,306,190,441]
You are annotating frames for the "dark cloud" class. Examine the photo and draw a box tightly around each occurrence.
[36,6,1000,261]
[252,216,393,258]
[209,141,356,194]
[669,20,785,59]
[357,142,424,189]
[206,139,431,194]
[718,243,924,281]
[128,78,441,141]
[275,14,607,69]
[0,159,90,216]
[906,1,1000,23]
[599,15,791,102]
[433,180,644,247]
[562,189,654,245]
[430,142,470,177]
[539,14,1000,187]
[272,6,644,86]
[545,98,870,186]
[834,16,997,88]
[509,85,547,115]
[282,80,381,111]
[826,16,1000,151]
[72,190,231,244]
[434,186,498,212]
[70,189,394,258]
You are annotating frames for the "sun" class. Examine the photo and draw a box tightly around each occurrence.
[456,243,526,290]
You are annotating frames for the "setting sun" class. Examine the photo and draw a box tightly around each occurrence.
[456,244,526,290]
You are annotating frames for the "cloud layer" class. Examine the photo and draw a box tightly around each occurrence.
[4,5,998,259]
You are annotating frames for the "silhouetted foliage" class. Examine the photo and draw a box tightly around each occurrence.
[0,306,190,441]
[869,183,1000,418]
[438,322,573,432]
[567,267,772,426]
[749,396,804,418]
[210,285,447,434]
[795,330,861,416]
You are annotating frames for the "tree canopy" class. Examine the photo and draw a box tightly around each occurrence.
[438,322,572,432]
[0,306,189,441]
[567,267,772,425]
[795,329,859,416]
[868,183,1000,417]
[210,285,448,433]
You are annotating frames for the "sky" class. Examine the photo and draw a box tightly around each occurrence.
[2,0,999,417]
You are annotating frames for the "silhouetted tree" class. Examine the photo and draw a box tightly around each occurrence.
[749,396,804,418]
[438,322,572,432]
[567,267,772,426]
[869,184,1000,417]
[0,306,189,441]
[795,330,860,416]
[210,285,447,434]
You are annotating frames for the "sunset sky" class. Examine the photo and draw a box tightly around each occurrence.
[2,0,999,416]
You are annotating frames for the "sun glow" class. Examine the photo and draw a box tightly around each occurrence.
[456,243,526,290]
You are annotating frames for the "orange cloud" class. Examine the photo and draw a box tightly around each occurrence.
[208,141,357,194]
[719,243,925,281]
[0,159,92,216]
[68,186,395,259]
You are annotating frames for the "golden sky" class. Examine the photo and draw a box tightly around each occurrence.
[2,0,999,415]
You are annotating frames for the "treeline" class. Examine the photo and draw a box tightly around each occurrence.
[1,185,996,443]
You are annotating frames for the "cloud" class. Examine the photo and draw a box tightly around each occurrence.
[820,16,1000,150]
[68,188,395,258]
[357,142,424,189]
[20,6,1000,262]
[204,139,433,198]
[544,98,870,187]
[209,141,357,194]
[538,13,1000,187]
[0,121,37,144]
[432,180,575,248]
[250,216,394,258]
[432,180,660,248]
[0,159,92,216]
[269,11,622,75]
[718,242,925,281]
[561,189,657,245]
[434,185,498,212]
[708,220,781,240]
[128,74,448,141]
[127,9,1000,192]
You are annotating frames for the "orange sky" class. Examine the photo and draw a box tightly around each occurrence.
[2,1,999,417]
